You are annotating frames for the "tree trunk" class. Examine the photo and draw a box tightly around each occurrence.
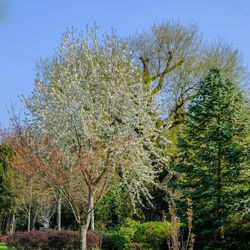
[32,211,37,230]
[9,214,16,234]
[89,189,94,231]
[90,209,94,231]
[80,189,94,250]
[27,206,31,232]
[28,181,32,232]
[9,207,17,234]
[41,214,50,229]
[57,191,62,231]
[80,224,88,250]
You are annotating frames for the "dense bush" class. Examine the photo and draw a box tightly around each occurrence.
[134,221,167,249]
[7,231,49,250]
[95,182,135,229]
[103,219,139,249]
[47,230,79,250]
[6,230,103,250]
[103,219,169,250]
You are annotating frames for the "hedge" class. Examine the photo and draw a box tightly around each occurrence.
[6,230,103,250]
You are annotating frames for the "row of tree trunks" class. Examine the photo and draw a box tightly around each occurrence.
[0,198,62,235]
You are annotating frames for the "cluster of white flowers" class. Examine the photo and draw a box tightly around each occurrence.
[23,27,168,207]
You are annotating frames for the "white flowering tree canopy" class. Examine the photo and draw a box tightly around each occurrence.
[23,27,168,207]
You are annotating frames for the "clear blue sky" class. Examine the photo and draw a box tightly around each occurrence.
[1,0,250,127]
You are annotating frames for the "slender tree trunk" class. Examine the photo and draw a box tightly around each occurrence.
[43,219,50,229]
[80,224,88,250]
[57,191,62,231]
[9,207,17,234]
[80,189,94,250]
[89,190,94,231]
[90,209,94,231]
[28,180,33,232]
[32,211,37,230]
[9,214,16,234]
[27,206,31,232]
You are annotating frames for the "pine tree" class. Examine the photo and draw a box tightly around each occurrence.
[173,67,249,246]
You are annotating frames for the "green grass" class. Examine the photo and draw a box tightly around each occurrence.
[0,243,8,250]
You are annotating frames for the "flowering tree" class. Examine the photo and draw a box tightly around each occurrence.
[23,27,168,250]
[1,123,62,232]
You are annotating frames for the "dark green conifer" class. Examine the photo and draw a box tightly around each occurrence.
[174,67,249,246]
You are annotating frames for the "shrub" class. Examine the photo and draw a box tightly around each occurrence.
[47,230,79,250]
[6,230,103,250]
[103,218,140,249]
[134,221,167,250]
[203,240,229,250]
[129,242,153,250]
[103,219,169,250]
[7,231,49,250]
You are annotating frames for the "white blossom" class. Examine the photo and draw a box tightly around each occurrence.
[23,26,168,207]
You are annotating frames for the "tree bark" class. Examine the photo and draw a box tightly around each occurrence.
[80,189,94,250]
[90,210,94,231]
[27,206,31,232]
[28,180,33,232]
[9,207,17,234]
[32,211,37,230]
[57,191,62,231]
[80,224,88,250]
[89,190,94,231]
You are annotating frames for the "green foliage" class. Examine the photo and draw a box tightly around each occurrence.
[134,221,167,249]
[0,143,14,197]
[173,67,249,246]
[103,219,169,250]
[103,219,139,250]
[0,143,15,234]
[95,181,134,229]
[202,240,229,250]
[0,242,9,250]
[222,213,250,250]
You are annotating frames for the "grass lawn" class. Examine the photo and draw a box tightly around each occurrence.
[0,243,8,250]
[0,242,15,250]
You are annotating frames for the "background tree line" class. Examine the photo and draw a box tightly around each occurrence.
[0,20,249,249]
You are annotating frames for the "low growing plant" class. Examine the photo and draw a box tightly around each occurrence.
[103,218,139,249]
[6,230,103,250]
[103,218,170,250]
